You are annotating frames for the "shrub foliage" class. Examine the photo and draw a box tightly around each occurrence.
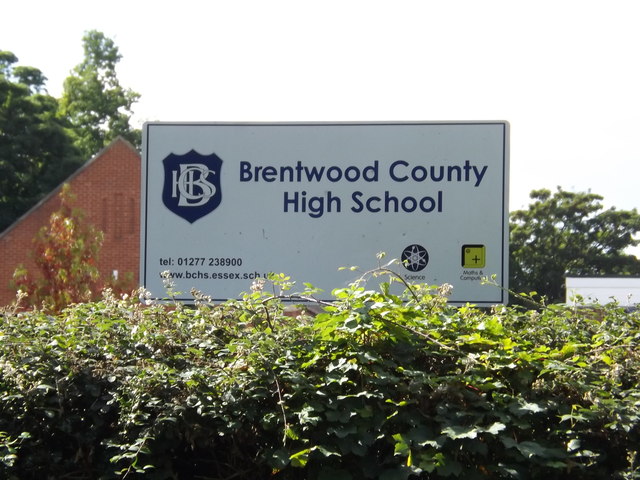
[12,184,103,311]
[0,271,639,479]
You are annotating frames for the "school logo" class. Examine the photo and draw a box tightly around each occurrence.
[401,244,429,272]
[162,150,223,223]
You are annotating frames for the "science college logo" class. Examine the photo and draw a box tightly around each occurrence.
[162,150,223,223]
[401,244,429,272]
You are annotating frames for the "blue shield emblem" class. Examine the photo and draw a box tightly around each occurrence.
[162,150,223,223]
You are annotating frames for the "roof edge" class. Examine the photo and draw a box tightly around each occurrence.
[0,138,140,238]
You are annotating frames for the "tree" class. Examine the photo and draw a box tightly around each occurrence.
[59,30,140,159]
[0,51,81,231]
[12,184,104,311]
[510,187,640,303]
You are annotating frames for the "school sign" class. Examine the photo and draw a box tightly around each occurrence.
[141,122,509,305]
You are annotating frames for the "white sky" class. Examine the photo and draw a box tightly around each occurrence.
[2,0,639,214]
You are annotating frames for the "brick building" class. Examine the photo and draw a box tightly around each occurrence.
[0,138,140,306]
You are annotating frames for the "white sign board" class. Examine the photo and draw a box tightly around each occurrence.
[141,122,509,305]
[566,277,640,306]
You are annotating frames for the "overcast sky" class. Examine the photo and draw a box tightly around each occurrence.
[3,0,639,215]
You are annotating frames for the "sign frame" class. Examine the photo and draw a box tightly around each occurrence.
[141,121,509,305]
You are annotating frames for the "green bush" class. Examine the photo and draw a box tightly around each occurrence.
[0,270,639,479]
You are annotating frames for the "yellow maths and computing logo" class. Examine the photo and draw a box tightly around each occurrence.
[462,245,485,268]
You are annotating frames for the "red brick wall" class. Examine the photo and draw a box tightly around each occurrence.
[0,138,141,306]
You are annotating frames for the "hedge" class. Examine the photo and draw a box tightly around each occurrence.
[1,271,639,479]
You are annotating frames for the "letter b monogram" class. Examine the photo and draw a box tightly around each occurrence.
[172,164,217,206]
[162,150,223,223]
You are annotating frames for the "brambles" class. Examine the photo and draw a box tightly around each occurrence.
[0,270,639,478]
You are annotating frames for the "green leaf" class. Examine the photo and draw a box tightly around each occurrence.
[328,424,357,438]
[392,433,411,457]
[315,445,340,458]
[284,427,299,441]
[269,448,290,469]
[515,441,547,458]
[36,384,55,392]
[600,354,614,366]
[441,425,478,440]
[559,413,587,423]
[567,439,581,452]
[507,440,566,460]
[483,422,507,435]
[511,400,545,416]
[290,448,310,468]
